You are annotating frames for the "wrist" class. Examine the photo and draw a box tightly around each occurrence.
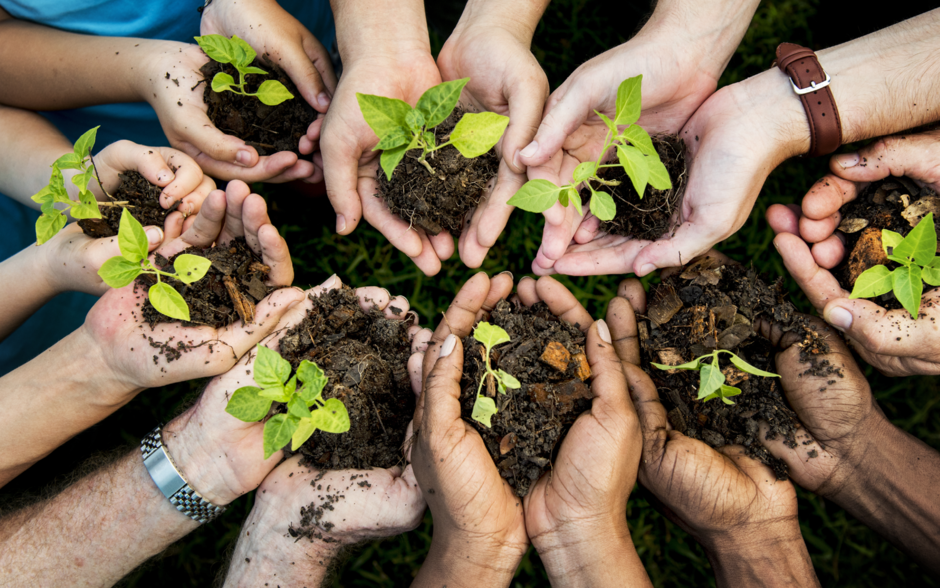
[705,523,819,588]
[418,529,527,587]
[534,522,643,587]
[64,326,143,407]
[450,0,545,46]
[334,2,431,66]
[161,410,245,506]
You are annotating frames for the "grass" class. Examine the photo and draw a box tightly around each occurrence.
[3,1,937,586]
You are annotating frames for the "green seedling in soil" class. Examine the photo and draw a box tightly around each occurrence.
[652,349,779,405]
[31,126,125,245]
[194,34,294,106]
[225,345,350,459]
[507,75,671,222]
[97,209,211,322]
[357,78,509,180]
[850,212,940,319]
[470,322,521,427]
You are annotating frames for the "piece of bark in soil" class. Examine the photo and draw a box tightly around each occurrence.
[376,108,498,237]
[79,171,176,238]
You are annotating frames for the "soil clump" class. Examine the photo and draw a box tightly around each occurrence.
[78,171,175,238]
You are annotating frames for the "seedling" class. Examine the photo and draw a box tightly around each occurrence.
[470,322,521,427]
[357,78,509,180]
[652,349,779,405]
[849,212,940,318]
[507,75,671,222]
[31,126,122,244]
[194,34,294,106]
[97,209,211,322]
[225,345,350,459]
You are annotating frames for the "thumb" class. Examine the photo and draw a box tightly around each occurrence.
[278,36,333,114]
[505,79,549,174]
[831,131,940,190]
[517,85,591,169]
[217,287,307,358]
[632,220,716,277]
[420,334,464,434]
[823,297,931,361]
[321,134,364,235]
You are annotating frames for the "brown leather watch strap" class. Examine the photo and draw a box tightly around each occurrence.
[774,42,842,157]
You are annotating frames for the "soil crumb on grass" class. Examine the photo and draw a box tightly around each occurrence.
[638,258,841,479]
[201,59,315,157]
[461,300,592,497]
[278,287,415,471]
[377,108,499,237]
[599,134,687,241]
[139,237,273,328]
[79,171,176,238]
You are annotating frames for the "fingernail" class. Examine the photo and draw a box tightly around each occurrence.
[236,150,253,167]
[145,226,164,244]
[596,319,612,344]
[835,153,860,169]
[825,306,853,331]
[320,274,337,290]
[317,92,330,108]
[156,169,174,184]
[440,334,457,358]
[498,270,514,281]
[336,214,346,233]
[637,263,656,276]
[519,141,538,158]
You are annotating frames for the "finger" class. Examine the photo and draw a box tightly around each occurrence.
[218,180,253,244]
[428,231,455,261]
[773,232,846,312]
[535,276,593,332]
[574,213,601,244]
[585,319,633,420]
[178,175,217,217]
[409,230,443,276]
[279,33,333,114]
[811,234,846,270]
[758,423,835,488]
[479,271,514,322]
[538,201,580,263]
[241,193,272,254]
[606,296,640,365]
[632,221,718,277]
[715,444,779,486]
[517,276,539,306]
[799,211,841,244]
[386,296,410,319]
[552,238,649,277]
[408,353,424,403]
[422,334,464,435]
[504,75,549,174]
[616,278,647,314]
[411,328,432,354]
[322,133,365,235]
[257,224,294,286]
[157,148,204,207]
[359,176,424,259]
[822,296,940,364]
[830,132,940,190]
[424,272,491,383]
[800,175,860,221]
[162,212,184,242]
[215,287,308,359]
[355,286,390,311]
[303,33,338,95]
[517,84,589,169]
[623,363,668,462]
[766,203,802,236]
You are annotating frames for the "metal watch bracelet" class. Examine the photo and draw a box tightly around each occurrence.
[140,426,226,524]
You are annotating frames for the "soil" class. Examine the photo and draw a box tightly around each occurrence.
[138,237,274,328]
[599,134,688,241]
[78,171,176,238]
[277,287,415,472]
[460,299,592,497]
[833,176,940,311]
[377,108,499,237]
[638,258,841,479]
[200,59,316,157]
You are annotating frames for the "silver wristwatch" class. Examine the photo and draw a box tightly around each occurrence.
[140,426,226,524]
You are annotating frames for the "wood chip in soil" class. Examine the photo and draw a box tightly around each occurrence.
[78,171,177,238]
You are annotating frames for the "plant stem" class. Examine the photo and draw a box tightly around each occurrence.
[417,153,436,175]
[88,154,114,201]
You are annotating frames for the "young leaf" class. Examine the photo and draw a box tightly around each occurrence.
[225,386,272,422]
[727,354,779,378]
[589,190,617,222]
[508,179,562,213]
[893,264,924,319]
[616,144,649,198]
[721,384,743,397]
[379,136,418,181]
[881,229,904,254]
[73,126,99,159]
[35,210,67,245]
[291,419,317,451]
[173,254,212,284]
[558,188,569,207]
[357,93,412,138]
[211,72,237,93]
[194,34,238,65]
[422,131,436,149]
[262,414,299,459]
[70,190,102,220]
[98,256,143,288]
[614,75,642,126]
[893,212,936,266]
[647,157,673,191]
[287,395,313,419]
[241,66,268,76]
[849,265,894,299]
[923,266,940,286]
[595,110,618,136]
[887,254,910,265]
[308,398,351,433]
[651,358,701,371]
[471,395,498,428]
[495,369,521,391]
[568,187,583,214]
[54,152,84,171]
[473,322,511,349]
[620,125,655,155]
[31,185,54,206]
[71,168,96,193]
[257,386,291,402]
[572,162,596,184]
[449,112,510,158]
[229,35,257,68]
[149,282,190,321]
[415,78,469,129]
[696,362,725,400]
[118,208,149,263]
[373,128,411,151]
[297,360,328,405]
[255,80,294,106]
[254,345,292,389]
[284,374,297,396]
[405,109,426,133]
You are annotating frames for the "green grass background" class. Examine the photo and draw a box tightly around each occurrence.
[5,1,939,586]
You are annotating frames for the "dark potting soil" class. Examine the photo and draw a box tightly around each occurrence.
[834,176,939,312]
[138,237,274,328]
[599,134,687,241]
[377,108,499,237]
[461,300,592,497]
[638,259,841,479]
[78,171,176,239]
[278,287,415,474]
[200,59,315,157]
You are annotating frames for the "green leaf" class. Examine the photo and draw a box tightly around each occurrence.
[568,187,583,214]
[595,110,618,135]
[450,112,509,158]
[71,168,96,193]
[118,208,149,262]
[379,135,418,181]
[473,322,511,349]
[922,266,940,286]
[651,358,701,371]
[73,126,99,159]
[297,360,328,405]
[620,125,655,155]
[887,254,909,265]
[49,168,70,203]
[229,35,257,68]
[881,229,904,254]
[225,386,272,422]
[257,386,291,402]
[471,395,498,428]
[405,109,425,133]
[35,210,67,245]
[291,419,317,451]
[262,414,299,459]
[173,254,212,284]
[415,78,469,129]
[194,34,237,65]
[589,190,617,222]
[558,188,569,207]
[54,152,84,171]
[696,363,725,400]
[894,212,937,266]
[70,190,102,220]
[31,185,54,206]
[288,395,313,419]
[423,131,436,149]
[356,93,412,138]
[211,72,237,93]
[254,80,294,106]
[928,257,940,268]
[507,179,562,213]
[727,354,779,378]
[241,65,268,76]
[254,345,292,389]
[614,75,642,126]
[308,398,351,433]
[284,374,297,396]
[149,282,190,321]
[647,157,673,191]
[373,128,411,151]
[893,265,924,318]
[572,162,596,184]
[495,369,520,391]
[720,384,743,397]
[616,144,649,198]
[97,256,142,288]
[849,265,895,299]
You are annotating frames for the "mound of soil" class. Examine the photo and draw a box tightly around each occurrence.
[377,108,499,237]
[599,135,687,241]
[78,171,176,238]
[277,287,415,472]
[461,300,592,497]
[138,237,274,328]
[638,258,841,479]
[833,176,940,312]
[200,59,315,157]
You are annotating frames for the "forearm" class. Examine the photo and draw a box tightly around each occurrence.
[535,527,652,588]
[705,529,820,588]
[412,535,526,588]
[453,0,550,43]
[0,106,72,206]
[330,0,430,65]
[0,245,61,342]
